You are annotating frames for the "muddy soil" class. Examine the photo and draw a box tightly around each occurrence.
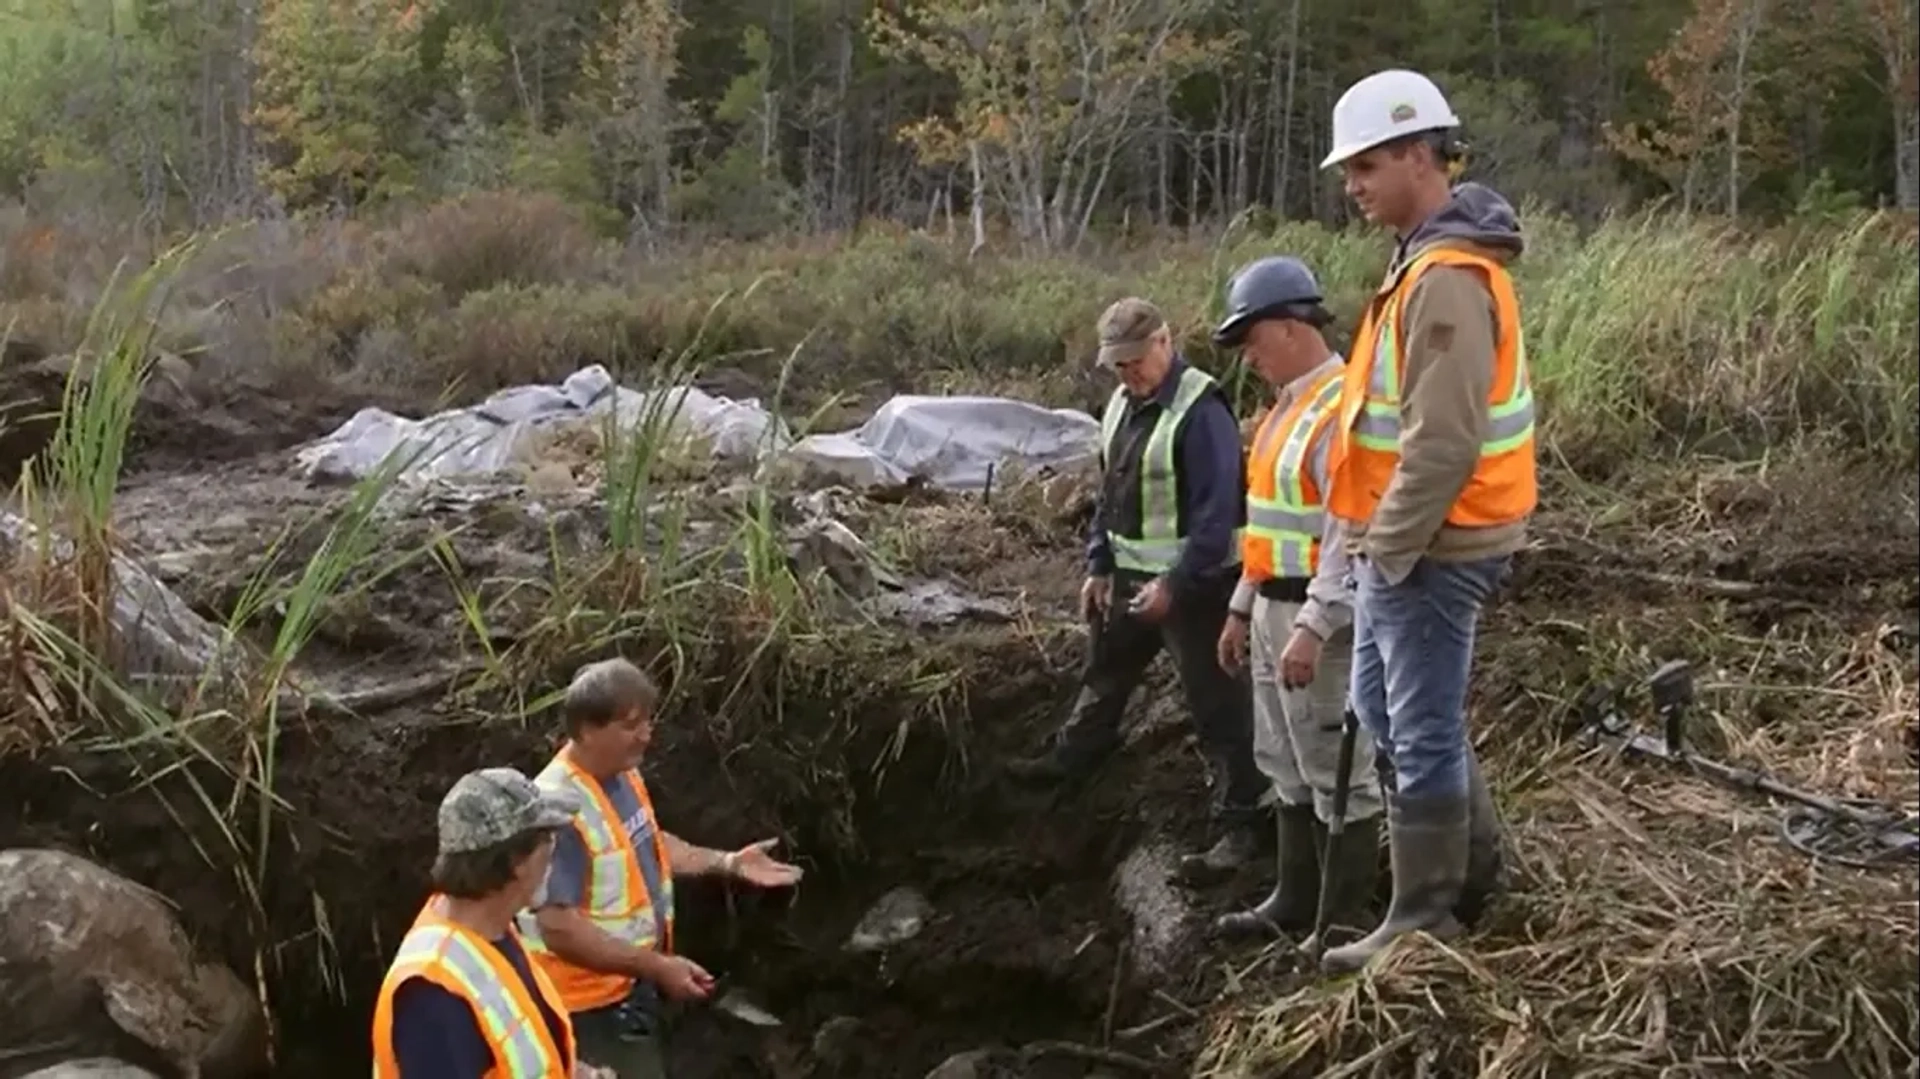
[4,374,1915,1078]
[0,382,1250,1078]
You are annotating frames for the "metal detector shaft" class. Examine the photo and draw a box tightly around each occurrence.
[1604,711,1891,826]
[1585,662,1919,868]
[1306,705,1361,962]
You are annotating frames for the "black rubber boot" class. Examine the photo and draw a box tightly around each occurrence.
[1453,747,1506,928]
[1320,793,1470,974]
[1211,804,1319,938]
[1295,813,1383,955]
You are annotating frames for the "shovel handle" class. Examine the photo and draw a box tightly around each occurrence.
[1306,706,1361,961]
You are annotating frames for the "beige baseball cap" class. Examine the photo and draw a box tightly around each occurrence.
[1096,297,1167,369]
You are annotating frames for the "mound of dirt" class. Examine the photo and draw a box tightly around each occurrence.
[0,341,367,486]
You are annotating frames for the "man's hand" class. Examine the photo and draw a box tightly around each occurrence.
[652,954,715,1002]
[1280,627,1323,690]
[1128,577,1172,624]
[1217,616,1248,675]
[575,1065,617,1079]
[1080,575,1113,622]
[725,838,804,889]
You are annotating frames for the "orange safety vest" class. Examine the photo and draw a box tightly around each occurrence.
[1328,247,1537,529]
[1242,366,1344,581]
[371,899,575,1078]
[515,753,677,1012]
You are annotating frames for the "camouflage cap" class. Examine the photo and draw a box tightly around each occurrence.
[437,766,580,855]
[1096,297,1168,369]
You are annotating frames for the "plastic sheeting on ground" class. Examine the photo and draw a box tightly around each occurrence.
[0,511,245,702]
[293,366,1101,492]
[295,365,788,485]
[784,394,1100,491]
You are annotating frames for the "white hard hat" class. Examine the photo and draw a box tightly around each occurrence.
[1321,69,1460,169]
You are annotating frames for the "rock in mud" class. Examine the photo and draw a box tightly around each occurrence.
[0,849,267,1079]
[846,885,934,953]
[924,1049,999,1079]
[1111,835,1196,982]
[19,1062,164,1079]
[809,1015,861,1065]
[787,514,894,596]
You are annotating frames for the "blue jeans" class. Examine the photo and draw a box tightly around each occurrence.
[1349,554,1509,801]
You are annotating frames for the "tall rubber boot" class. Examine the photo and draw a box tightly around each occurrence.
[1319,794,1469,975]
[1454,747,1506,928]
[1211,803,1319,938]
[1294,813,1383,955]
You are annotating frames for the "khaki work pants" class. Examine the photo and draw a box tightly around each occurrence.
[1249,595,1384,824]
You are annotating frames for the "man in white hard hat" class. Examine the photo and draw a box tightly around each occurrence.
[1313,69,1534,974]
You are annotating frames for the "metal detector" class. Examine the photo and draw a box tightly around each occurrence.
[1575,660,1919,870]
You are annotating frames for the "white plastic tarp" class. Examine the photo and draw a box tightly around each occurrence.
[293,366,1102,492]
[294,365,789,485]
[783,395,1101,491]
[0,510,244,695]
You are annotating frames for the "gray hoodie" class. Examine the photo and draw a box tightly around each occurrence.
[1347,182,1533,584]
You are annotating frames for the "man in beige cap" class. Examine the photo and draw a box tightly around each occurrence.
[1008,298,1268,878]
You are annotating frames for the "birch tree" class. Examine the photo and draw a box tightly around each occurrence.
[869,0,1233,250]
[1859,0,1918,208]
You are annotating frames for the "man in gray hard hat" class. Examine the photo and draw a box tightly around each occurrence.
[1315,68,1532,974]
[1210,257,1384,946]
[1008,297,1269,878]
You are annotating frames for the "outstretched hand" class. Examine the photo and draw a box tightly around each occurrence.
[727,838,804,889]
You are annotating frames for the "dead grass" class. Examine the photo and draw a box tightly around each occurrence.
[1196,456,1920,1078]
[3,192,1915,474]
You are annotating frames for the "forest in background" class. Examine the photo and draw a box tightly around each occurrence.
[0,0,1913,245]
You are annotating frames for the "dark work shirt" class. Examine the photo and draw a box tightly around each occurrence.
[389,932,570,1078]
[1086,355,1245,591]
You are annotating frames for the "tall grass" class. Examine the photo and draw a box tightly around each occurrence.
[434,277,824,734]
[0,239,439,1045]
[110,197,1915,473]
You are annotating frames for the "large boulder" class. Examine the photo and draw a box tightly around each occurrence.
[0,849,266,1079]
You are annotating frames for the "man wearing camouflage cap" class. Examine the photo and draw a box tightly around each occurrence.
[373,766,613,1078]
[1008,297,1268,878]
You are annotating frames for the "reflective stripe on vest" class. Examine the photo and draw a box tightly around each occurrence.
[1243,367,1343,580]
[1098,365,1244,574]
[515,755,676,1011]
[371,903,572,1079]
[1330,247,1538,528]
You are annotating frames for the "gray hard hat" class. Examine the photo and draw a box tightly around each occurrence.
[1211,256,1330,347]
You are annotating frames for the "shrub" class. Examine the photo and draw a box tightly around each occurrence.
[379,190,607,298]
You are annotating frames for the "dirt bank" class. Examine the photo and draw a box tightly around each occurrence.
[1,397,1242,1077]
[3,374,1915,1079]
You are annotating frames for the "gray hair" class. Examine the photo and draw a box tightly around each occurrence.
[562,658,659,736]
